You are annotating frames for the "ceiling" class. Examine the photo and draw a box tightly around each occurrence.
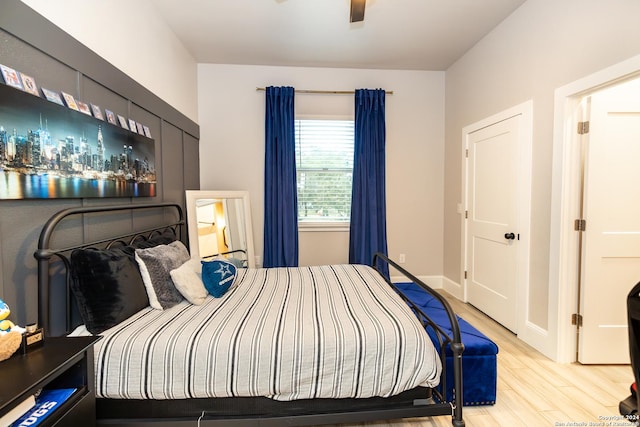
[151,0,526,71]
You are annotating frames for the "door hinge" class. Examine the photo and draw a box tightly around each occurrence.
[571,313,583,327]
[577,121,590,135]
[465,149,469,158]
[464,270,468,279]
[465,210,468,219]
[574,219,586,231]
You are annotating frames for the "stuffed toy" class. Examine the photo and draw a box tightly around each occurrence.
[0,299,24,362]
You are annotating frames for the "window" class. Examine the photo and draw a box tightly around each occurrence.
[295,119,354,227]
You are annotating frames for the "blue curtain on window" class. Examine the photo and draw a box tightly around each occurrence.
[263,86,298,267]
[349,89,388,277]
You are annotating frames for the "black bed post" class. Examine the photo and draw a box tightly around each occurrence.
[34,207,69,337]
[36,251,51,336]
[451,341,465,427]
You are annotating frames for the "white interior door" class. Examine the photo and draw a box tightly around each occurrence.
[466,115,521,333]
[578,78,640,364]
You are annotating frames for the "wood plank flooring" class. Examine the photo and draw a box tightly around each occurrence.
[327,291,635,427]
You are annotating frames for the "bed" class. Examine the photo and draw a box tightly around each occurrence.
[34,202,465,427]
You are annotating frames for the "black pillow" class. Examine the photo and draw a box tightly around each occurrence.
[70,246,149,334]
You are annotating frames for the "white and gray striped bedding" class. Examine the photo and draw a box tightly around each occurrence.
[94,264,441,401]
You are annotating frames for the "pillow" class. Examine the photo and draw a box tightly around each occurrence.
[70,246,149,334]
[201,259,237,298]
[135,241,191,310]
[170,258,208,305]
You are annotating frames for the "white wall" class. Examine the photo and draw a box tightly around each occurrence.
[20,0,198,122]
[198,64,445,274]
[444,0,640,359]
[23,0,446,277]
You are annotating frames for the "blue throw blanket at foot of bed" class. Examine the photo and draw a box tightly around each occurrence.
[396,283,498,406]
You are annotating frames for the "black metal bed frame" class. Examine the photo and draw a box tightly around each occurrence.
[373,252,465,426]
[33,203,465,427]
[34,202,185,336]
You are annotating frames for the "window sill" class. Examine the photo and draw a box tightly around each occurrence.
[298,222,350,232]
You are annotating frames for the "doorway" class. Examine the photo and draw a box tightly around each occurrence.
[551,54,640,363]
[576,79,640,364]
[462,101,532,335]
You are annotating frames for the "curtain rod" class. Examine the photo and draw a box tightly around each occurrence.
[256,87,393,95]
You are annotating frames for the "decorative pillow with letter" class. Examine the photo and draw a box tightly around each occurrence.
[201,259,237,298]
[135,241,190,310]
[170,258,208,305]
[70,246,149,334]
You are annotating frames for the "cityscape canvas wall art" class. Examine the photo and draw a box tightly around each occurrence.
[0,83,156,199]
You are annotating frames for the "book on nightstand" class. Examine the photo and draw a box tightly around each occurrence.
[0,395,35,427]
[10,388,76,427]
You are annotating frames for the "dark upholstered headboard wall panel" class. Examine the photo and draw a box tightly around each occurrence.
[0,1,200,328]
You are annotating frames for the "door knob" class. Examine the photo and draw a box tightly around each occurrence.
[504,232,516,240]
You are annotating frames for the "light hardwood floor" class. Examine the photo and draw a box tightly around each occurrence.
[328,291,635,427]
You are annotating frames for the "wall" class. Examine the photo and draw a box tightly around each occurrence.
[0,1,200,329]
[20,0,199,123]
[444,0,640,359]
[198,64,445,276]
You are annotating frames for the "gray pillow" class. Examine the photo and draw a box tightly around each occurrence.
[135,241,190,310]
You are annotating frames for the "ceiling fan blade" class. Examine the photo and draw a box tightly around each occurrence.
[350,0,366,23]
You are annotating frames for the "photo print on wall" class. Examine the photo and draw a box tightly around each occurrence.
[0,83,156,199]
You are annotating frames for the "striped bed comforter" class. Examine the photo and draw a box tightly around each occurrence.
[94,264,441,401]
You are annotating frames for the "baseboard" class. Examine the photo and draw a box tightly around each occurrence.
[518,320,555,361]
[441,276,464,300]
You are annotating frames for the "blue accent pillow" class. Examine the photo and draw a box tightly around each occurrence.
[201,259,237,298]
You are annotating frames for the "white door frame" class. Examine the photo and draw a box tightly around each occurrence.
[460,101,533,337]
[550,54,640,363]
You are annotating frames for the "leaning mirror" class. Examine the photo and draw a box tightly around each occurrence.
[185,190,255,268]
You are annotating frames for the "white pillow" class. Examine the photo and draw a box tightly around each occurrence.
[170,258,208,305]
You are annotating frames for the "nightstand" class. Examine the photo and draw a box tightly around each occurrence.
[0,336,100,427]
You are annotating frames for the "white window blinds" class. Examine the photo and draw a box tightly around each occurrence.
[295,119,354,223]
